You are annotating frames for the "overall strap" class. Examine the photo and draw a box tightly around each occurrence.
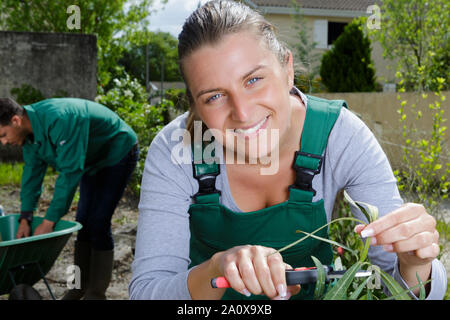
[191,141,221,204]
[289,95,348,203]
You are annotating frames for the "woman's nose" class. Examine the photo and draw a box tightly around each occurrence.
[230,95,250,122]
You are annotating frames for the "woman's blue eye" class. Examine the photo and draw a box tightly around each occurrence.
[206,93,221,103]
[247,77,261,85]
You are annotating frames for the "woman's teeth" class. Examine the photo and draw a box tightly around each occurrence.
[234,116,268,134]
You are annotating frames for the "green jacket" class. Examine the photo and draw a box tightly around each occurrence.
[20,98,137,223]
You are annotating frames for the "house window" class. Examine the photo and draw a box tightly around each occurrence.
[328,22,348,46]
[314,20,348,49]
[313,20,328,49]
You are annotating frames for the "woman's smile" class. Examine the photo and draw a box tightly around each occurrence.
[232,114,270,138]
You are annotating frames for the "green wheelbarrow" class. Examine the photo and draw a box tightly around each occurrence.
[0,213,82,299]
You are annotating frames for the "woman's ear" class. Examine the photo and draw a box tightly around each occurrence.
[285,50,295,88]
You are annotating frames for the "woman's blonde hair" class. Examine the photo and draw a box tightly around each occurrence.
[177,0,289,136]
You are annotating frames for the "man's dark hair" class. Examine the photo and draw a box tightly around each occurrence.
[0,98,23,126]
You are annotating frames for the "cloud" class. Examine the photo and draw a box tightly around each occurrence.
[149,0,208,37]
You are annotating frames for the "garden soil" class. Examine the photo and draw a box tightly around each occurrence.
[0,185,449,300]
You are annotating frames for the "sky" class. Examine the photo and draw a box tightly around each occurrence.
[148,0,210,37]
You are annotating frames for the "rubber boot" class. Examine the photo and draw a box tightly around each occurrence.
[61,240,91,300]
[83,249,114,300]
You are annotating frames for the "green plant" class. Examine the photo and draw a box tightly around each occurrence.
[11,84,72,106]
[329,192,363,267]
[367,0,449,92]
[10,84,45,105]
[320,20,376,92]
[275,191,428,300]
[394,78,449,299]
[118,31,182,86]
[395,79,449,215]
[320,19,377,93]
[289,0,321,94]
[164,88,190,114]
[294,74,327,94]
[96,71,166,195]
[0,162,24,186]
[367,0,449,297]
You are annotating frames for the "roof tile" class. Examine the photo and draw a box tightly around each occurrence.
[247,0,378,11]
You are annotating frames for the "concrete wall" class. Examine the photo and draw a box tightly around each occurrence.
[0,31,97,162]
[313,91,450,171]
[0,31,97,100]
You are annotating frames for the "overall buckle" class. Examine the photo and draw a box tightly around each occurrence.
[192,165,221,202]
[289,151,323,196]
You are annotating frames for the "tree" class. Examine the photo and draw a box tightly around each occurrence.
[0,0,164,86]
[289,0,322,93]
[368,0,449,92]
[118,31,182,86]
[320,20,377,92]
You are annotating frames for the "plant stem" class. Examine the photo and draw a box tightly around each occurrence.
[272,217,366,255]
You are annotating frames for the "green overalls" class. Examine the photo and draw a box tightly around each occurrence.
[188,95,348,300]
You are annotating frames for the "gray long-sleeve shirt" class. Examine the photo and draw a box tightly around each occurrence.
[129,92,446,300]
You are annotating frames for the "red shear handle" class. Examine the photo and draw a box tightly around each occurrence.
[211,277,231,288]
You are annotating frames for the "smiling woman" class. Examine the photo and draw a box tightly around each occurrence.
[129,0,446,301]
[183,32,299,166]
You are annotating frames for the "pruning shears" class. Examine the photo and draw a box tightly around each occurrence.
[211,266,372,288]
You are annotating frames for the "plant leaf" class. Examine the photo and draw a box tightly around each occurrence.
[296,230,359,260]
[416,272,426,300]
[311,256,326,299]
[367,287,373,300]
[323,261,362,300]
[343,190,379,223]
[360,236,371,262]
[379,269,412,300]
[381,279,431,300]
[349,275,373,300]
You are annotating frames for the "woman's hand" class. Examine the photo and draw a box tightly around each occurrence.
[211,245,301,300]
[355,203,439,295]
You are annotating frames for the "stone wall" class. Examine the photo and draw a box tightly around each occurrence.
[0,31,97,100]
[0,31,97,162]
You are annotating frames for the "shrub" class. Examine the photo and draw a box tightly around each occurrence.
[10,84,45,105]
[320,20,377,92]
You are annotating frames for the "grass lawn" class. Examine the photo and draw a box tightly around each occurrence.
[0,162,23,186]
